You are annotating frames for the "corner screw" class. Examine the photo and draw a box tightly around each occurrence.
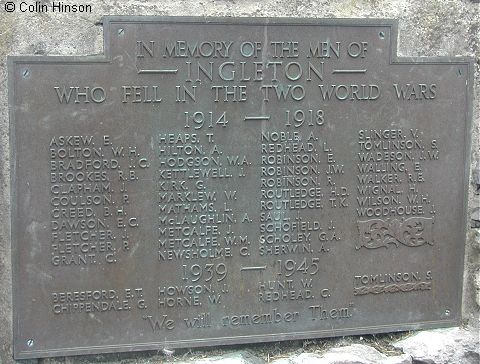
[379,31,385,39]
[445,309,451,316]
[118,28,124,36]
[26,339,34,347]
[22,69,30,78]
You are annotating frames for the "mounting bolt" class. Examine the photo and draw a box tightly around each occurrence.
[22,69,30,78]
[379,31,385,39]
[445,309,451,316]
[26,339,34,347]
[118,28,124,36]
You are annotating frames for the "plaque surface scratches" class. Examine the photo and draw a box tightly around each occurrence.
[9,17,473,359]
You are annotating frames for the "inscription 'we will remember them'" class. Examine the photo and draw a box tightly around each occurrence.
[9,17,472,359]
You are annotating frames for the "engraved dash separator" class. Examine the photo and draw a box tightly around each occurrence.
[241,266,267,271]
[138,69,178,74]
[332,69,367,74]
[244,116,270,121]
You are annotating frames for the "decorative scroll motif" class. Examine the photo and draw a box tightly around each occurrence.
[356,217,434,250]
[354,282,432,296]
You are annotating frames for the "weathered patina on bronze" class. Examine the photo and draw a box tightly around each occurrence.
[9,17,473,359]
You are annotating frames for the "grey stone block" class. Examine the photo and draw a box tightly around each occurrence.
[393,327,480,364]
[271,344,411,364]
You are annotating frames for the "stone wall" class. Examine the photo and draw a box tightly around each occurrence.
[0,1,478,363]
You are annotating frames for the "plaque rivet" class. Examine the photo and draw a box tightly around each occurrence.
[22,69,30,78]
[118,28,124,36]
[379,31,385,39]
[445,309,451,316]
[26,339,34,347]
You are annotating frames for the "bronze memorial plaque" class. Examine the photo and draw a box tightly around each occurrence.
[9,17,473,359]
